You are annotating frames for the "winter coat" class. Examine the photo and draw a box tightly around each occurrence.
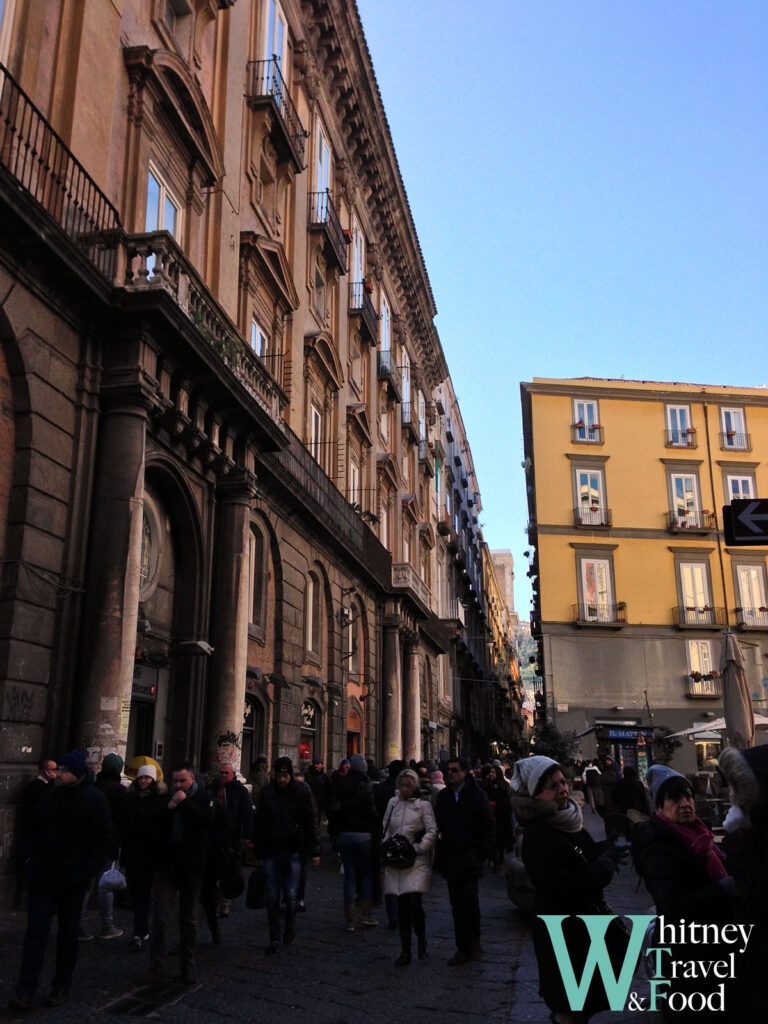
[514,793,621,1016]
[155,784,217,876]
[23,773,112,896]
[121,779,166,873]
[382,795,437,896]
[434,775,495,881]
[248,763,270,807]
[328,770,379,837]
[211,777,253,849]
[252,779,319,858]
[632,812,737,1021]
[95,768,129,860]
[480,775,515,852]
[306,766,331,814]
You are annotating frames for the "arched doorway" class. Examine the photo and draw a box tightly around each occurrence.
[346,705,361,756]
[300,698,321,767]
[242,692,266,775]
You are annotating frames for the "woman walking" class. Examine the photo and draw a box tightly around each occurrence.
[328,753,380,931]
[382,769,437,965]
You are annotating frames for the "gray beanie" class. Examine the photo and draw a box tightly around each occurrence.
[349,754,367,774]
[646,764,686,808]
[510,756,560,797]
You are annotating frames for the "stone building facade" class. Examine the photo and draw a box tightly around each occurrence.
[0,0,521,886]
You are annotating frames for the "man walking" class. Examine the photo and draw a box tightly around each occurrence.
[252,756,319,955]
[209,762,252,920]
[9,751,111,1011]
[435,757,495,965]
[149,762,216,987]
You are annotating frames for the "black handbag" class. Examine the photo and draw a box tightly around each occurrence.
[381,833,416,869]
[245,865,266,909]
[220,850,245,899]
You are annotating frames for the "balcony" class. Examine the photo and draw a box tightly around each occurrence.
[667,509,717,533]
[673,606,727,628]
[392,561,431,612]
[735,606,768,631]
[0,61,121,279]
[441,598,465,628]
[418,440,435,476]
[377,350,401,402]
[719,431,751,451]
[686,674,723,698]
[401,403,419,444]
[246,58,307,172]
[665,428,697,448]
[573,505,612,528]
[571,424,603,444]
[572,602,627,627]
[437,506,451,536]
[308,190,347,274]
[118,231,285,430]
[348,282,378,345]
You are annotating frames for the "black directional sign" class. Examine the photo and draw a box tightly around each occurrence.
[723,499,768,546]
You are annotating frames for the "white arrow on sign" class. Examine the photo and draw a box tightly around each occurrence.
[736,501,768,534]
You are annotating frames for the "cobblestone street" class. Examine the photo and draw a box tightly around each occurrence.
[0,813,660,1024]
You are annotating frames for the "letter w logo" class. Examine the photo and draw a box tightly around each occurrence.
[538,915,653,1012]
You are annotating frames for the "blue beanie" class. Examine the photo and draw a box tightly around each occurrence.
[59,750,87,779]
[646,764,686,808]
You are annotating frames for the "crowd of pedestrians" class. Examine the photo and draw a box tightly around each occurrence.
[9,744,768,1023]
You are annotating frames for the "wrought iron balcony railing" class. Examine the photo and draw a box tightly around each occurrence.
[686,675,723,698]
[377,349,401,402]
[673,605,727,628]
[571,424,603,444]
[308,190,347,274]
[440,598,465,626]
[348,282,378,345]
[719,431,751,451]
[572,602,627,626]
[574,505,612,528]
[667,509,716,532]
[665,428,697,448]
[246,58,307,171]
[735,606,768,630]
[0,61,120,278]
[119,230,285,426]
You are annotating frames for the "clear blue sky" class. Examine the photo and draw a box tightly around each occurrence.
[355,0,768,620]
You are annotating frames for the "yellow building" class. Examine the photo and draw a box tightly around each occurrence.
[521,377,768,773]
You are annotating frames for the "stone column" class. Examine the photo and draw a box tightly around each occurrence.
[382,613,401,763]
[402,636,421,764]
[78,377,153,768]
[206,468,257,770]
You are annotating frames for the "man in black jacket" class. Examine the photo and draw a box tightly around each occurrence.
[9,750,111,1012]
[252,756,319,955]
[435,757,495,965]
[148,762,216,986]
[209,762,252,919]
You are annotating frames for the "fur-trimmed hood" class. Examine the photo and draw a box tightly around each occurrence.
[718,745,768,814]
[511,791,564,825]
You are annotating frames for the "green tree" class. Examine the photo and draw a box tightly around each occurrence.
[531,720,578,766]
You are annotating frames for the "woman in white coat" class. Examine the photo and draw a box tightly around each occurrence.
[382,768,437,965]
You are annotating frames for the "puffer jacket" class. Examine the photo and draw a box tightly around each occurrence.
[382,795,437,895]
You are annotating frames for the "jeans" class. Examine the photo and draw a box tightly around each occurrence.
[149,868,202,980]
[335,832,373,906]
[264,851,302,942]
[16,887,86,997]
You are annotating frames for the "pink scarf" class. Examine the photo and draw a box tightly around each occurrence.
[658,812,727,882]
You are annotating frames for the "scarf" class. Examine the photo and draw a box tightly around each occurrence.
[657,812,727,882]
[550,797,584,833]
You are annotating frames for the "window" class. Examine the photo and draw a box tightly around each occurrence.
[687,639,714,676]
[250,318,268,358]
[352,220,365,285]
[263,0,287,67]
[669,472,701,526]
[666,405,694,446]
[248,524,267,632]
[313,258,326,319]
[380,492,390,548]
[401,349,410,405]
[721,407,747,449]
[573,399,601,443]
[403,520,411,566]
[349,460,360,506]
[146,168,180,235]
[574,466,607,526]
[725,474,755,502]
[309,404,322,461]
[315,123,330,198]
[418,391,426,441]
[0,0,16,65]
[380,295,391,351]
[679,561,712,624]
[579,558,613,621]
[736,564,768,626]
[305,571,322,656]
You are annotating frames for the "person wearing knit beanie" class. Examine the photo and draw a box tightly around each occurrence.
[349,754,367,774]
[645,764,687,809]
[100,753,124,776]
[510,755,560,798]
[58,750,88,781]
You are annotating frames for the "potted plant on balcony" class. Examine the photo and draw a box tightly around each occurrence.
[759,606,768,613]
[690,671,702,682]
[363,278,373,294]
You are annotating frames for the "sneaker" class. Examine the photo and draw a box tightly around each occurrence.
[130,935,143,951]
[264,940,281,956]
[98,924,123,940]
[78,926,94,941]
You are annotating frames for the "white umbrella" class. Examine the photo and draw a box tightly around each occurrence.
[668,715,768,739]
[720,630,755,750]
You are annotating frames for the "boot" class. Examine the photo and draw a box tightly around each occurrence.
[358,900,378,927]
[344,905,356,932]
[416,929,428,960]
[395,945,411,966]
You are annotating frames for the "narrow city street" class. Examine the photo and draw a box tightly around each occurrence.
[1,813,659,1024]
